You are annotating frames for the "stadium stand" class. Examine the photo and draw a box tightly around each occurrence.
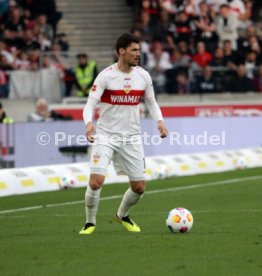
[127,0,262,94]
[0,0,262,121]
[56,0,133,70]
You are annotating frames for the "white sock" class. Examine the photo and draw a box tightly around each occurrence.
[85,185,101,225]
[117,188,143,218]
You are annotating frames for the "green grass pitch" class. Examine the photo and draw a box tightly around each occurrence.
[0,168,262,276]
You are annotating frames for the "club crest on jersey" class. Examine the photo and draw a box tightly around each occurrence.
[93,153,101,164]
[124,84,131,94]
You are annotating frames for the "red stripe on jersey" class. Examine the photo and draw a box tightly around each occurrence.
[101,89,144,105]
[230,7,240,13]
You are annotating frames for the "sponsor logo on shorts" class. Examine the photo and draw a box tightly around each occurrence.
[93,152,101,164]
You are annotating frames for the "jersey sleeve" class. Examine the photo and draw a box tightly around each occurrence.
[143,70,155,99]
[238,1,245,14]
[82,71,107,125]
[142,70,164,122]
[83,97,97,125]
[88,70,107,101]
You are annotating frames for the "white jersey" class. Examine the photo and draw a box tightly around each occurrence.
[88,63,159,135]
[225,0,245,18]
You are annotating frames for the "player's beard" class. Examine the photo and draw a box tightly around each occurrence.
[128,62,137,67]
[128,59,139,67]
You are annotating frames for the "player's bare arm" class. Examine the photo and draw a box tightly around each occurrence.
[158,120,168,138]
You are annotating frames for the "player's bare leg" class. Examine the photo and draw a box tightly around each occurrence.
[116,180,145,232]
[79,174,104,235]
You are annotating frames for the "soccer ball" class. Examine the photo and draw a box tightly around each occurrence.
[59,174,76,189]
[166,207,193,233]
[235,157,248,170]
[155,164,168,179]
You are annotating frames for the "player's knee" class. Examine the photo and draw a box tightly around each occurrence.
[89,180,102,190]
[131,181,145,194]
[89,174,104,190]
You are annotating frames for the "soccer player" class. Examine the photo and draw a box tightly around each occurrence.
[79,33,168,234]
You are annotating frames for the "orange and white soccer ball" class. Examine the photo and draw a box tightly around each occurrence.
[166,207,193,233]
[59,174,76,189]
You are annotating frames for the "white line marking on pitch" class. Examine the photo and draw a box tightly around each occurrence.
[1,209,262,219]
[0,175,261,215]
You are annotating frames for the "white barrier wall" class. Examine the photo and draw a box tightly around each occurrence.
[9,69,62,103]
[1,147,262,197]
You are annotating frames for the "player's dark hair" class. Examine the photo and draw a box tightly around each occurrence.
[115,33,140,54]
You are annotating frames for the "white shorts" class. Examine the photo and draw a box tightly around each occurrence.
[89,134,145,181]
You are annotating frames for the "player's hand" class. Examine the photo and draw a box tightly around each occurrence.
[86,122,96,143]
[158,120,168,138]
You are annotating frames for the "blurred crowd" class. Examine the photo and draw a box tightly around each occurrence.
[0,0,100,99]
[0,0,73,97]
[1,0,262,98]
[128,0,262,94]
